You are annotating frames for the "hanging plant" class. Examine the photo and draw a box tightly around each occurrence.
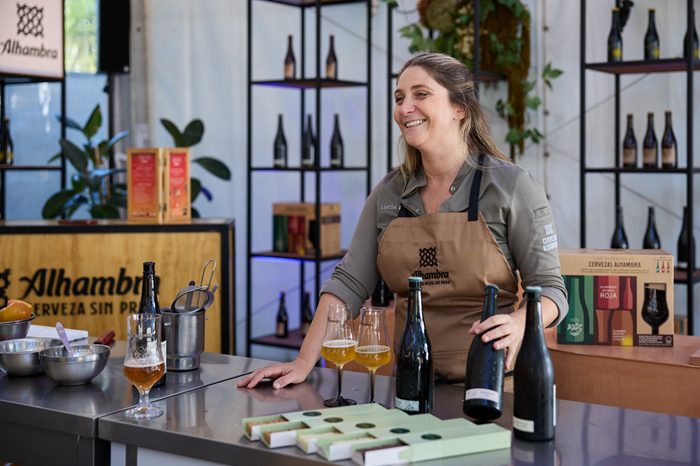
[394,0,562,159]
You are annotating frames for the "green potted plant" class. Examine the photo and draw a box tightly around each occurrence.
[160,118,231,217]
[42,104,128,219]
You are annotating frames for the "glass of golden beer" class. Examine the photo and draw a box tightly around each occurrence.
[123,314,166,419]
[322,304,356,407]
[355,307,391,405]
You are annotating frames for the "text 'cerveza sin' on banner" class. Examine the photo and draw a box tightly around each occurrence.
[0,0,63,79]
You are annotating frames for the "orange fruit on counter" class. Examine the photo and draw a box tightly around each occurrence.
[0,300,33,323]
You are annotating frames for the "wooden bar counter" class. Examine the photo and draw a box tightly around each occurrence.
[546,327,700,418]
[0,219,235,354]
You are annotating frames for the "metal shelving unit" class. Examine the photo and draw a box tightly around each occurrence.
[580,0,698,333]
[246,0,372,355]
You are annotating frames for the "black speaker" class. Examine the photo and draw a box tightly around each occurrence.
[98,0,130,74]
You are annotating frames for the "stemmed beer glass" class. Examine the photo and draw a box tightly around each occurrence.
[355,307,391,405]
[123,314,166,419]
[321,304,356,407]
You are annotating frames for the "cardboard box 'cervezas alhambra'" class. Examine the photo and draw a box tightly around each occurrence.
[557,248,674,347]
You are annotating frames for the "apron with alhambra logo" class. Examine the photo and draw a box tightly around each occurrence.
[377,155,519,381]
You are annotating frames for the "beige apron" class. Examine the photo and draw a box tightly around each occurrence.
[376,155,519,382]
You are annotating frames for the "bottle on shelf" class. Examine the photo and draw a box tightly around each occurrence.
[1,118,13,165]
[644,8,660,60]
[608,8,623,63]
[661,111,677,169]
[138,261,166,387]
[463,285,504,421]
[276,292,288,338]
[300,291,314,337]
[326,34,338,79]
[302,115,315,167]
[284,35,296,80]
[643,206,662,249]
[611,205,629,249]
[622,114,636,168]
[677,206,696,271]
[683,9,699,59]
[371,276,393,306]
[330,114,344,168]
[274,114,287,168]
[395,276,433,414]
[642,112,658,168]
[513,287,556,442]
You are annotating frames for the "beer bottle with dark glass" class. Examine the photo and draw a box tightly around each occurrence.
[326,35,338,79]
[284,35,295,79]
[513,287,555,441]
[677,206,696,270]
[643,113,658,168]
[644,8,660,60]
[1,118,13,165]
[276,292,288,338]
[274,114,287,168]
[300,291,314,337]
[395,277,433,414]
[611,205,629,249]
[643,206,662,249]
[463,285,504,421]
[622,114,637,168]
[138,261,166,387]
[608,8,622,62]
[684,9,699,59]
[661,111,677,169]
[302,115,315,167]
[330,114,344,168]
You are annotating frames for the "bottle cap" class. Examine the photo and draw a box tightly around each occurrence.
[525,286,542,293]
[143,262,155,273]
[485,284,499,292]
[613,7,619,11]
[408,276,422,283]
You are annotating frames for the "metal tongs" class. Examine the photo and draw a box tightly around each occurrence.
[170,260,219,313]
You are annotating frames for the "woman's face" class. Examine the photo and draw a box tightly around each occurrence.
[393,66,465,154]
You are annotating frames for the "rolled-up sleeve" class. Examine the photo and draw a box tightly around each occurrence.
[507,171,568,327]
[320,184,382,319]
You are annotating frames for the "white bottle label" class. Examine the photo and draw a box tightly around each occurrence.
[395,397,419,412]
[464,388,500,404]
[513,416,535,433]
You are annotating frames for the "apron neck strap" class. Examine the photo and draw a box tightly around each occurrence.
[468,154,486,222]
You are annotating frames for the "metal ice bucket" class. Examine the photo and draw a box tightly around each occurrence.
[162,309,206,371]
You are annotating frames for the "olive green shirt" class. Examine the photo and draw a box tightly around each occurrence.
[320,154,568,325]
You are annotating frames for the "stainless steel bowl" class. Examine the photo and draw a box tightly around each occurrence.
[38,344,110,386]
[0,338,62,376]
[0,313,36,342]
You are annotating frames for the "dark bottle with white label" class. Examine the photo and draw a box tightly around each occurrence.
[622,114,636,168]
[302,115,315,167]
[276,292,288,338]
[677,206,696,270]
[643,112,658,168]
[661,111,677,169]
[463,285,504,421]
[138,262,166,387]
[684,9,699,59]
[643,206,661,249]
[1,118,13,164]
[300,292,313,337]
[644,8,660,60]
[395,276,433,414]
[608,8,622,62]
[513,287,555,441]
[284,35,295,79]
[274,114,287,168]
[611,205,629,249]
[330,114,344,168]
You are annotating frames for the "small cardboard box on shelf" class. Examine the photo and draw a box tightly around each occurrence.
[272,203,341,256]
[557,248,674,347]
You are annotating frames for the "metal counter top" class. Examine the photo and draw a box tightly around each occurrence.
[99,361,700,466]
[0,339,273,438]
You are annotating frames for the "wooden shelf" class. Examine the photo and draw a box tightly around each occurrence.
[258,0,367,7]
[251,166,368,172]
[585,167,700,174]
[252,79,367,89]
[673,267,700,285]
[251,250,347,262]
[586,58,700,75]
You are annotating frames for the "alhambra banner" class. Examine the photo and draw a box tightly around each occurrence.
[0,0,64,78]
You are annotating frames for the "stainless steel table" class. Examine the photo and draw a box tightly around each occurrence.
[0,339,272,466]
[99,361,700,466]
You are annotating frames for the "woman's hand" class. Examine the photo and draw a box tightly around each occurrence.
[469,309,526,371]
[237,358,313,389]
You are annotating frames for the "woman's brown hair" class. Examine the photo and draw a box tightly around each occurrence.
[395,52,511,179]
